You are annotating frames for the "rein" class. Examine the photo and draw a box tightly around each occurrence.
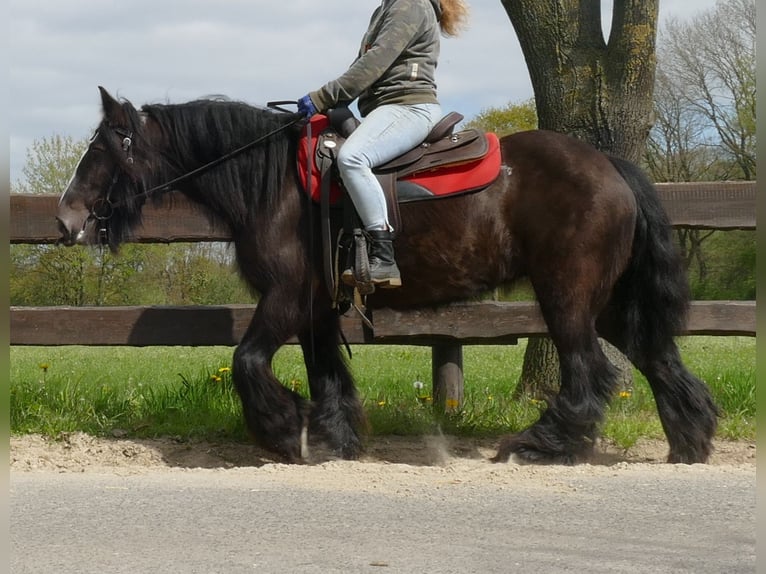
[95,111,304,215]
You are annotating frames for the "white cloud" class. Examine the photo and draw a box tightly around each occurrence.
[9,0,717,184]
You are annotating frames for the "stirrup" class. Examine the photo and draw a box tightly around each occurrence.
[341,267,375,294]
[341,267,356,286]
[342,231,375,294]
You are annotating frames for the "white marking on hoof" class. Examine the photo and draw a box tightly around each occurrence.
[300,424,309,460]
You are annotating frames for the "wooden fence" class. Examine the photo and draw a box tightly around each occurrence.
[10,182,756,407]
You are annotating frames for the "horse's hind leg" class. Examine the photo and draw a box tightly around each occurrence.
[494,321,619,464]
[232,300,311,462]
[596,152,717,462]
[599,323,718,463]
[298,311,366,460]
[494,238,623,463]
[638,348,718,463]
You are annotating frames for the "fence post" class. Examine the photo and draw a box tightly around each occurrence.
[432,343,464,412]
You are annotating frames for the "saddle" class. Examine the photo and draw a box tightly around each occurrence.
[296,108,502,300]
[298,110,501,213]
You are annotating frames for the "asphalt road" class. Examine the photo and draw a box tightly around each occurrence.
[10,464,755,574]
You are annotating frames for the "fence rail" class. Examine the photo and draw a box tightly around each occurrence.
[9,182,757,244]
[10,184,756,408]
[10,300,755,348]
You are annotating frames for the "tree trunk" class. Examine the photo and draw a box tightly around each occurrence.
[501,0,659,158]
[514,337,633,400]
[501,0,660,396]
[514,337,559,399]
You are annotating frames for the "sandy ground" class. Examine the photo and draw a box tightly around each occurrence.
[10,433,756,485]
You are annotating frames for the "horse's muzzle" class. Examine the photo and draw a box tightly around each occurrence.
[56,217,76,246]
[55,215,89,246]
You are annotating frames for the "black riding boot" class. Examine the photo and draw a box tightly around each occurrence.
[367,229,401,288]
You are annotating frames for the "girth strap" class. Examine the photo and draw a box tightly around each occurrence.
[317,140,337,300]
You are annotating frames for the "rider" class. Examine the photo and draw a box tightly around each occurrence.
[298,0,469,288]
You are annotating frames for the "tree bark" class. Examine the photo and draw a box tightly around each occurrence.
[501,0,659,159]
[514,337,559,399]
[514,337,633,400]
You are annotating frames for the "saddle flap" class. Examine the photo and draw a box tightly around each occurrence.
[297,114,343,204]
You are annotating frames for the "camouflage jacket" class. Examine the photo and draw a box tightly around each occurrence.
[309,0,441,117]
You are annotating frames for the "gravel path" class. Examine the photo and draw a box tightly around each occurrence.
[10,434,756,573]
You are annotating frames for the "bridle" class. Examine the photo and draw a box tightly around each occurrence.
[81,125,133,244]
[87,107,304,236]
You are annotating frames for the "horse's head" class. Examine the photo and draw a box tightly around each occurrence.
[57,86,151,251]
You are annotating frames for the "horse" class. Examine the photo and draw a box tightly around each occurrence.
[56,86,718,464]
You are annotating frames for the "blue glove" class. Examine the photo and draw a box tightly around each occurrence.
[297,94,317,118]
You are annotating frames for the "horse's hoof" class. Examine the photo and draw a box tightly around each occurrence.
[492,434,580,465]
[324,438,363,461]
[255,433,305,464]
[667,447,711,464]
[338,440,363,461]
[298,442,362,464]
[512,449,578,466]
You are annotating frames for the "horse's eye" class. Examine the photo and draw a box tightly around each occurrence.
[89,142,107,154]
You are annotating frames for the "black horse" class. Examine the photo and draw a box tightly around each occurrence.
[56,87,718,464]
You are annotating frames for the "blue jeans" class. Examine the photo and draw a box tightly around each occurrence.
[337,102,442,231]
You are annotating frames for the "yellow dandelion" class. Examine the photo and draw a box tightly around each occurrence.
[218,367,231,374]
[211,375,222,382]
[377,400,386,407]
[619,391,632,399]
[39,363,50,372]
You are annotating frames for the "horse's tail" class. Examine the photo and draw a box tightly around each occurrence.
[605,155,690,363]
[605,156,718,463]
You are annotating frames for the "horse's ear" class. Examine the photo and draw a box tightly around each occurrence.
[98,86,126,124]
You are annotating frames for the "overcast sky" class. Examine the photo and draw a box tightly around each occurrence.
[9,0,717,184]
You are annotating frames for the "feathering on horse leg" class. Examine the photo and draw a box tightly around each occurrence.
[299,320,366,461]
[635,347,718,464]
[494,337,618,464]
[598,320,718,464]
[231,334,311,463]
[495,350,594,465]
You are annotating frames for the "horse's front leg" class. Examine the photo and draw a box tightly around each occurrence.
[232,301,311,463]
[299,311,366,460]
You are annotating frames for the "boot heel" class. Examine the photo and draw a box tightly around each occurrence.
[367,229,401,288]
[376,276,402,288]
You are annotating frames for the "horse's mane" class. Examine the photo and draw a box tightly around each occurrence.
[137,98,303,230]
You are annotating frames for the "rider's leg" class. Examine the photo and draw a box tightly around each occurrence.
[337,102,442,286]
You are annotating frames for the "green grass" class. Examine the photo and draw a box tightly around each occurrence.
[10,337,756,447]
[11,346,242,439]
